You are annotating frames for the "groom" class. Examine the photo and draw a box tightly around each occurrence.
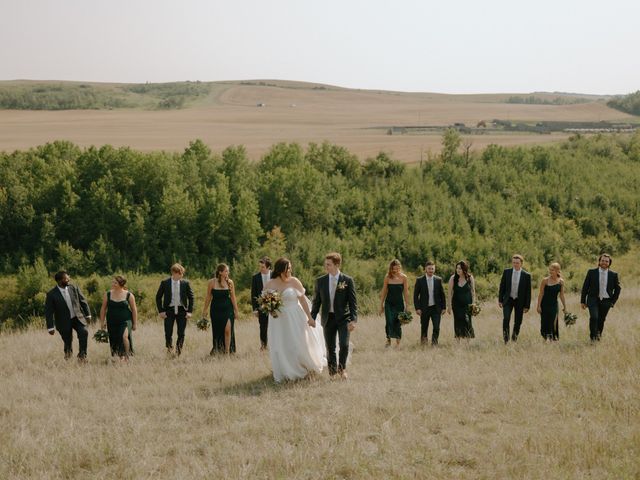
[311,252,358,379]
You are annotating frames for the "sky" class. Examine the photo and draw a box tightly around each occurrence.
[1,0,639,94]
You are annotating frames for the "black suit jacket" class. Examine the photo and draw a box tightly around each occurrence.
[45,284,91,330]
[580,268,621,306]
[311,273,358,327]
[251,272,267,312]
[498,268,532,309]
[413,275,446,312]
[155,278,194,313]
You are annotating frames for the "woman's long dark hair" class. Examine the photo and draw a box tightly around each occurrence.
[214,263,228,283]
[271,257,291,279]
[453,260,471,284]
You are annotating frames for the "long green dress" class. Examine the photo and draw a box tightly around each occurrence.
[452,280,475,338]
[106,291,134,356]
[210,289,236,354]
[384,283,405,340]
[540,283,561,341]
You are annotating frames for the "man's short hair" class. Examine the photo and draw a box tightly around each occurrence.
[259,256,272,269]
[598,253,612,266]
[512,254,524,263]
[170,263,185,275]
[54,271,68,282]
[425,261,435,267]
[325,252,342,266]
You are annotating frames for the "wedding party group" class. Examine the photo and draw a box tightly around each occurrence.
[44,252,621,382]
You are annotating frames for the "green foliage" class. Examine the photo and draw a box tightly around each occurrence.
[506,95,591,105]
[1,258,49,329]
[1,133,639,330]
[0,81,212,110]
[607,91,640,116]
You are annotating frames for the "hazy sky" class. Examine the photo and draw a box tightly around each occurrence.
[1,0,638,94]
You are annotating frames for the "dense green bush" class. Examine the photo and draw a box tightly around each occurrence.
[1,133,639,328]
[607,91,640,116]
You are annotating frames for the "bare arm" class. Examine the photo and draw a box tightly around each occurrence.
[202,280,213,318]
[559,280,566,311]
[536,279,546,313]
[402,276,410,311]
[447,276,454,313]
[100,292,108,328]
[229,280,239,318]
[379,276,389,314]
[128,293,138,330]
[470,276,477,304]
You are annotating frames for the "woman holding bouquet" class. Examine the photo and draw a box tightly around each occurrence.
[202,264,239,354]
[536,262,566,341]
[379,259,410,348]
[264,257,325,382]
[447,261,476,340]
[99,275,137,360]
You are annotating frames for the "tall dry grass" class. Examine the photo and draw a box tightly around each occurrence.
[1,291,638,479]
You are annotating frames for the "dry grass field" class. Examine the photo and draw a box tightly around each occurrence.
[0,80,635,163]
[1,290,638,479]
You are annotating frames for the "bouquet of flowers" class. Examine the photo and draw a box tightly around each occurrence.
[563,311,578,326]
[196,317,210,331]
[397,311,413,325]
[257,290,283,318]
[93,329,109,343]
[468,303,482,316]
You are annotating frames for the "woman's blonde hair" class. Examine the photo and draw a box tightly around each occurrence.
[549,262,562,277]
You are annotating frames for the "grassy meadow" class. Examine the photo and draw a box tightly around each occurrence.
[1,289,638,479]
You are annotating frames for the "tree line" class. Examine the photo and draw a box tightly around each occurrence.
[1,132,639,327]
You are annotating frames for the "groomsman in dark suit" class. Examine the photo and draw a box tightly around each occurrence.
[311,252,358,379]
[414,261,446,345]
[45,271,92,360]
[251,256,272,350]
[498,254,532,343]
[155,263,194,356]
[581,253,621,341]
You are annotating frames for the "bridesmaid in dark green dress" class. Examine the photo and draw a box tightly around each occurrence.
[203,264,239,355]
[536,263,567,341]
[448,261,476,339]
[99,276,138,359]
[379,259,410,347]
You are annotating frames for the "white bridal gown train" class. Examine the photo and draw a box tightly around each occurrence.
[268,288,326,382]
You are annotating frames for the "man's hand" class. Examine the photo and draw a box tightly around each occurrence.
[186,312,192,319]
[348,322,356,332]
[159,312,167,319]
[416,309,422,316]
[498,303,503,309]
[581,303,587,310]
[523,308,529,314]
[48,329,55,336]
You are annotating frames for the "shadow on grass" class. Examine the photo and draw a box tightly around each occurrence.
[220,372,324,397]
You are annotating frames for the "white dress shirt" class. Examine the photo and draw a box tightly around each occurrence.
[170,279,182,314]
[426,275,435,306]
[510,269,521,299]
[598,268,609,300]
[261,271,271,288]
[58,286,76,317]
[329,271,341,313]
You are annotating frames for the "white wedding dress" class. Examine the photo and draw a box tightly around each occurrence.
[268,287,326,383]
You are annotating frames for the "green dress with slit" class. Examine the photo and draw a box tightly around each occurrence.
[106,291,134,356]
[210,289,236,354]
[384,284,405,339]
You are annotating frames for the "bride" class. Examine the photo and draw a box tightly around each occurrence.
[264,258,326,382]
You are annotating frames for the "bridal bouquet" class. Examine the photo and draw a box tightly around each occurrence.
[563,311,578,326]
[93,329,109,343]
[196,317,210,331]
[468,303,482,316]
[397,311,413,325]
[257,290,283,318]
